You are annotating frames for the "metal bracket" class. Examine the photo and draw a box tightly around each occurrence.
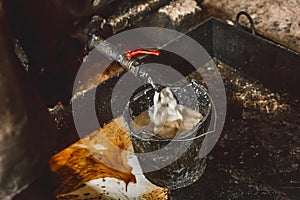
[235,11,256,36]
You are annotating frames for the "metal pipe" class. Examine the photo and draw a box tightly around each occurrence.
[85,0,173,90]
[87,31,160,90]
[88,34,140,74]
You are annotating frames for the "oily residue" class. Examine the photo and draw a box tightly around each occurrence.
[49,117,136,196]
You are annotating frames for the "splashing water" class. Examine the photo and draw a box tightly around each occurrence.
[132,87,203,139]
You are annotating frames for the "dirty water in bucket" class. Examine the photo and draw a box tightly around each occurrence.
[123,81,212,190]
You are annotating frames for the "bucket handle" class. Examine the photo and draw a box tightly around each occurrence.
[235,11,256,36]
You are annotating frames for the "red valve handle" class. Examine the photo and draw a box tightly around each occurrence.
[125,49,160,59]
